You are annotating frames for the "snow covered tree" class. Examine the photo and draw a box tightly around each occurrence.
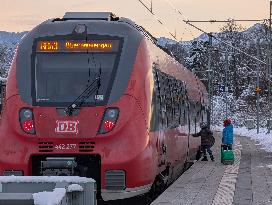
[0,45,9,77]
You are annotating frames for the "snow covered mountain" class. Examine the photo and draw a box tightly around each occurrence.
[157,37,178,47]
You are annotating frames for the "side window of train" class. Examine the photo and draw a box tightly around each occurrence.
[179,100,185,126]
[0,81,6,116]
[201,106,204,122]
[189,102,196,134]
[173,80,180,128]
[184,101,188,125]
[162,74,169,128]
[167,77,173,128]
[202,107,208,125]
[157,70,167,129]
[195,103,201,133]
[195,105,201,133]
[194,104,197,133]
[187,103,191,133]
[150,69,156,131]
[150,68,160,131]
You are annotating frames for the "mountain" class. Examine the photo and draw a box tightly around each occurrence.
[157,37,178,47]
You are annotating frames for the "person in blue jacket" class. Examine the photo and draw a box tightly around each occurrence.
[222,119,234,148]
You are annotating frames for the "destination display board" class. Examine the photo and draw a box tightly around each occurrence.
[37,40,120,52]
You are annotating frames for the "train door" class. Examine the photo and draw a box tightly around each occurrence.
[0,80,6,118]
[152,69,167,168]
[167,78,186,165]
[188,103,201,160]
[175,81,189,162]
[186,101,192,160]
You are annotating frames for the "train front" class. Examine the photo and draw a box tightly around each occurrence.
[0,12,157,201]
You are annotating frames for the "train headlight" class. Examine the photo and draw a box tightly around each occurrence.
[107,109,118,119]
[23,109,32,119]
[19,108,35,134]
[98,108,119,134]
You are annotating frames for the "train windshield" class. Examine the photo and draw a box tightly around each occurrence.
[34,39,121,106]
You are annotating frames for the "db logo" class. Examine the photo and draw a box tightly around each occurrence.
[55,120,79,134]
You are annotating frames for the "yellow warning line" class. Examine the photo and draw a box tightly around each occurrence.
[212,140,242,205]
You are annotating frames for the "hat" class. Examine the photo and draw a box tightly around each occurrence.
[224,119,231,126]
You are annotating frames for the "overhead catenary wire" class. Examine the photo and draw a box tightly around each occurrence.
[187,19,269,23]
[163,0,195,40]
[137,0,267,65]
[160,0,267,65]
[138,0,177,40]
[184,21,267,65]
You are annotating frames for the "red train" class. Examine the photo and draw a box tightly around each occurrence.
[0,12,209,201]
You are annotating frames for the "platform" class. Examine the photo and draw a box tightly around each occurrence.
[152,132,272,205]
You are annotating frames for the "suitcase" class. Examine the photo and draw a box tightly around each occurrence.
[221,144,234,165]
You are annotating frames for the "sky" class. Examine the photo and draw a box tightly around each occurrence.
[0,0,269,40]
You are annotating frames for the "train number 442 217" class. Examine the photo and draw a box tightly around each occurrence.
[54,144,77,150]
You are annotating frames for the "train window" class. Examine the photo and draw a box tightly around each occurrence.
[196,106,201,133]
[189,103,196,134]
[149,70,200,130]
[179,100,185,126]
[150,69,161,131]
[34,51,120,106]
[188,108,191,133]
[194,104,197,133]
[201,109,204,122]
[0,82,6,115]
[194,117,197,133]
[150,91,158,131]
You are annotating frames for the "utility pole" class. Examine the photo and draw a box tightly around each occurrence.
[207,33,213,125]
[268,1,272,133]
[224,53,229,120]
[256,40,261,134]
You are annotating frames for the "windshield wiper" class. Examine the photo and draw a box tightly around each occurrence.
[65,70,101,116]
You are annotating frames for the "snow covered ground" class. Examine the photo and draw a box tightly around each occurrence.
[33,188,66,205]
[213,126,272,152]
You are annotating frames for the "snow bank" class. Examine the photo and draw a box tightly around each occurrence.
[33,188,66,205]
[233,127,272,152]
[212,126,272,152]
[0,176,94,183]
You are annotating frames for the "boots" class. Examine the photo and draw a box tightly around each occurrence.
[201,156,208,161]
[210,155,214,161]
